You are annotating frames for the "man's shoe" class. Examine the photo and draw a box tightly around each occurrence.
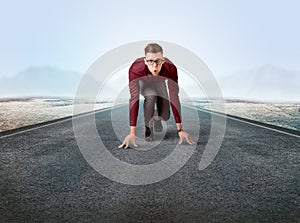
[145,126,154,141]
[154,119,163,132]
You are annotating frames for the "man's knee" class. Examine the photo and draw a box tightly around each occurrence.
[156,97,170,121]
[161,109,170,121]
[144,95,156,104]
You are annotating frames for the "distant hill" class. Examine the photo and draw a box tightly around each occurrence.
[219,64,300,102]
[0,67,82,98]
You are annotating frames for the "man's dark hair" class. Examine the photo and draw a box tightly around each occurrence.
[144,43,163,55]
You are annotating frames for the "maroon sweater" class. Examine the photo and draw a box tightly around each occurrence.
[128,57,182,126]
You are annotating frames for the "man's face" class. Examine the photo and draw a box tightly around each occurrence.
[144,52,165,76]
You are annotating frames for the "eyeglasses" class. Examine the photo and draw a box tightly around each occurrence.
[145,58,164,65]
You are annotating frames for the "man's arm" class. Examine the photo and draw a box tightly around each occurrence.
[166,64,182,124]
[129,78,140,127]
[167,63,195,145]
[119,65,140,149]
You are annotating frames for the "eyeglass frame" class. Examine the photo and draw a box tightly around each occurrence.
[145,58,165,65]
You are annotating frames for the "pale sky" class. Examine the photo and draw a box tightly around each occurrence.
[1,0,299,80]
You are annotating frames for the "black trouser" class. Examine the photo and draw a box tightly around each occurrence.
[143,95,170,128]
[140,76,170,127]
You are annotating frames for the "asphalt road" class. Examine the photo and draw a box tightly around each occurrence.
[1,105,299,222]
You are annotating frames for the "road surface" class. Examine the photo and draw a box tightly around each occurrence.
[1,105,299,222]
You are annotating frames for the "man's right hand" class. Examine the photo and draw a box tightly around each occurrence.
[118,127,138,149]
[118,133,138,149]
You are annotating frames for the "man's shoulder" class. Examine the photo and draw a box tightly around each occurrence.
[163,57,177,72]
[161,58,177,80]
[129,57,146,74]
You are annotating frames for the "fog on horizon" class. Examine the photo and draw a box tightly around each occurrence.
[0,1,299,103]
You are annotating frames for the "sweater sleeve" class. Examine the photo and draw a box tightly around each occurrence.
[128,67,140,127]
[167,65,182,124]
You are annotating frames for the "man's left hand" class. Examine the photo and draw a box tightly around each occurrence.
[178,130,196,145]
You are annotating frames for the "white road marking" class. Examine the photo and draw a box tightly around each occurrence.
[189,106,300,139]
[0,107,114,139]
[1,105,299,139]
